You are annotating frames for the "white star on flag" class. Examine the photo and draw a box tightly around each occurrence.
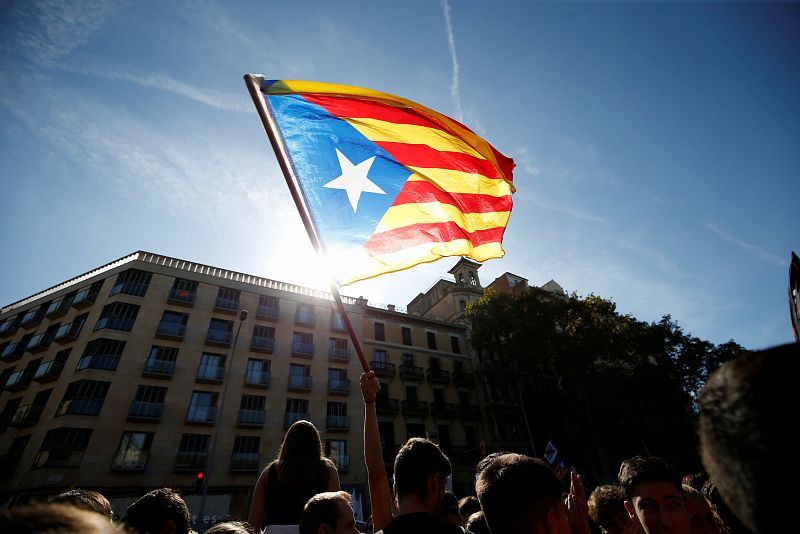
[323,148,386,211]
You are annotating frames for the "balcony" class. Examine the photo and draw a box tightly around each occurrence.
[0,319,19,338]
[399,365,424,382]
[95,316,135,332]
[238,409,266,427]
[143,359,175,379]
[45,297,72,319]
[156,322,185,341]
[110,281,149,297]
[34,450,84,469]
[205,329,231,347]
[168,287,195,306]
[256,305,280,321]
[76,354,120,371]
[244,369,270,388]
[111,453,148,472]
[326,414,350,432]
[19,308,44,328]
[284,411,310,429]
[292,341,314,358]
[54,321,83,344]
[457,404,482,420]
[34,359,64,383]
[230,452,260,472]
[452,371,475,388]
[330,317,347,333]
[196,365,224,384]
[26,332,52,353]
[174,452,208,471]
[331,454,350,473]
[401,400,429,418]
[10,404,43,428]
[376,398,399,416]
[295,310,316,327]
[214,297,239,314]
[288,375,312,392]
[251,335,275,353]
[371,362,396,378]
[430,402,456,419]
[0,342,25,362]
[4,371,30,392]
[329,346,350,363]
[328,378,350,396]
[57,398,104,416]
[186,405,217,425]
[128,401,164,422]
[72,287,98,309]
[427,368,450,385]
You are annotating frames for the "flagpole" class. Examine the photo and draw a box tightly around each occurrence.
[245,74,370,373]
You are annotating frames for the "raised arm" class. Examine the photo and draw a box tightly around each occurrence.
[361,371,393,531]
[248,466,270,534]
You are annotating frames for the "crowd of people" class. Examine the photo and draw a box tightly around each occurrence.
[0,343,791,533]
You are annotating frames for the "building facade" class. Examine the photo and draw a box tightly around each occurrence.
[0,251,485,521]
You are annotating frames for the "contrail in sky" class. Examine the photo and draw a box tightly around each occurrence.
[442,0,463,122]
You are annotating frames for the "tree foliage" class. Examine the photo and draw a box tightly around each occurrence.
[466,288,745,483]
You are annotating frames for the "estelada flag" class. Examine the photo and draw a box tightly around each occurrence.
[246,77,515,285]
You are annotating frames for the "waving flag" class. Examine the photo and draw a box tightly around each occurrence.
[246,77,515,285]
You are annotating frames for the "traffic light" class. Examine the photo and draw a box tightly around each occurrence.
[195,472,204,493]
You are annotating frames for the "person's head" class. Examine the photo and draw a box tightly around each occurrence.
[588,484,641,534]
[681,486,718,534]
[203,521,254,534]
[458,495,481,520]
[279,419,324,461]
[466,511,492,534]
[618,456,689,534]
[680,474,709,494]
[299,491,358,534]
[698,343,797,534]
[475,452,570,534]
[50,489,113,520]
[439,491,464,527]
[0,503,126,534]
[393,437,451,513]
[123,487,190,534]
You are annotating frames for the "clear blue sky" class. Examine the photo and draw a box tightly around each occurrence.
[1,0,797,350]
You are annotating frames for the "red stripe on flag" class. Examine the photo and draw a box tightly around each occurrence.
[392,180,512,213]
[364,222,507,255]
[303,94,441,130]
[375,142,503,180]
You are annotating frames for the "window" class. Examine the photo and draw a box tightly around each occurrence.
[45,293,74,318]
[401,327,412,346]
[175,434,209,470]
[169,278,198,304]
[33,427,92,468]
[215,287,240,312]
[257,295,280,319]
[0,398,21,433]
[402,353,414,367]
[328,368,349,394]
[26,324,61,353]
[111,431,153,471]
[406,423,426,440]
[187,391,217,424]
[206,318,233,345]
[433,388,446,406]
[464,426,478,449]
[326,402,349,431]
[56,380,110,416]
[54,313,88,343]
[377,422,396,461]
[19,304,46,327]
[77,338,125,371]
[0,314,20,336]
[2,435,30,476]
[197,353,225,382]
[128,385,167,420]
[110,269,152,297]
[231,436,261,471]
[1,335,32,362]
[0,366,15,395]
[157,311,189,338]
[251,325,276,352]
[10,388,51,428]
[292,332,314,357]
[427,331,437,350]
[72,281,103,309]
[295,303,316,326]
[328,338,349,361]
[289,363,312,390]
[239,394,266,426]
[245,358,270,387]
[326,439,349,472]
[374,322,385,341]
[94,302,139,332]
[458,300,467,312]
[450,336,461,354]
[437,425,451,452]
[406,385,418,403]
[330,311,346,332]
[374,350,389,366]
[143,345,178,377]
[284,398,309,427]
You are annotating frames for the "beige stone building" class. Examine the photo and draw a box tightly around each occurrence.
[0,251,491,523]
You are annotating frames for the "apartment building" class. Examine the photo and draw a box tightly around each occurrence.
[0,251,485,519]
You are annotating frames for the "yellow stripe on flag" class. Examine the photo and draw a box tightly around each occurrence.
[407,168,513,197]
[375,202,511,234]
[347,118,486,160]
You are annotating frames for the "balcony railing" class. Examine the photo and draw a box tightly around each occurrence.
[328,346,350,362]
[430,402,456,419]
[10,404,43,428]
[230,452,260,472]
[284,411,310,429]
[244,369,270,388]
[371,361,396,378]
[196,365,224,383]
[128,401,164,421]
[94,316,135,332]
[376,398,400,416]
[156,322,185,340]
[111,453,148,471]
[76,354,120,371]
[331,454,350,473]
[45,298,72,318]
[54,321,83,344]
[326,414,350,431]
[34,359,64,383]
[256,305,280,321]
[0,319,19,337]
[251,335,275,353]
[214,297,239,313]
[328,379,350,395]
[110,281,149,297]
[288,375,312,392]
[452,371,475,387]
[34,450,84,469]
[399,365,424,381]
[401,400,429,417]
[295,310,316,327]
[205,329,232,346]
[186,405,217,424]
[427,368,451,385]
[26,332,52,353]
[72,288,98,309]
[292,341,314,358]
[57,398,104,416]
[4,371,30,392]
[143,359,175,378]
[1,342,25,362]
[168,287,195,305]
[238,409,266,427]
[174,452,208,470]
[19,308,44,328]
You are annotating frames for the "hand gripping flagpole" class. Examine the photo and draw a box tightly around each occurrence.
[244,74,370,373]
